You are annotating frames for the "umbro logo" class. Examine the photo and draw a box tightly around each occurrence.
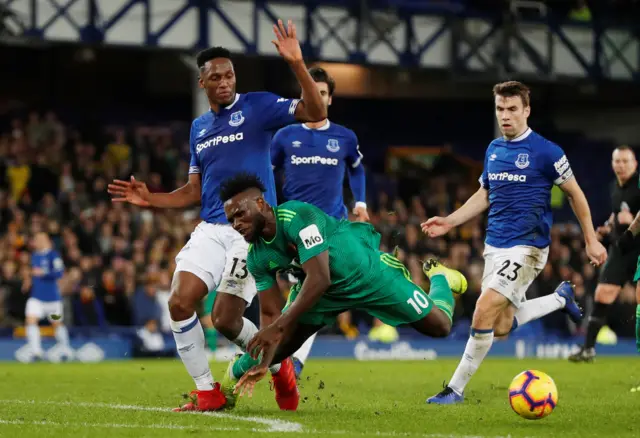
[292,141,301,148]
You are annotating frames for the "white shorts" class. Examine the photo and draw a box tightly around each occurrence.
[481,244,549,308]
[26,298,63,322]
[174,222,256,303]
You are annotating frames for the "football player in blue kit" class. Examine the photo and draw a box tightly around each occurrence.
[422,81,607,404]
[270,67,402,376]
[25,232,71,361]
[108,19,326,412]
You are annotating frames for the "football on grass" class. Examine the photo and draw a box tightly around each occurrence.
[508,370,558,420]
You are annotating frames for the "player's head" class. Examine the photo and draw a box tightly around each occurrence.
[612,145,637,181]
[220,173,270,243]
[31,231,51,252]
[306,67,335,111]
[493,81,531,139]
[196,46,236,107]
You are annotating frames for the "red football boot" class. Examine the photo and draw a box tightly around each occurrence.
[271,358,300,411]
[173,383,227,412]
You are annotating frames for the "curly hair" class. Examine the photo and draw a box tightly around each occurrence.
[219,172,266,203]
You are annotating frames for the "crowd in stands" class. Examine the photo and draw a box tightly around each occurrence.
[0,110,637,343]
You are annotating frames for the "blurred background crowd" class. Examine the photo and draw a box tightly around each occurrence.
[1,0,640,350]
[1,109,636,345]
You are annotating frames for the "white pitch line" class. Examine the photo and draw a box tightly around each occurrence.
[0,399,523,438]
[0,418,244,432]
[0,399,301,433]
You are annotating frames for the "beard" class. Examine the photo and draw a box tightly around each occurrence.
[245,214,266,243]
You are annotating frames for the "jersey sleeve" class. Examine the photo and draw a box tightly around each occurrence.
[282,204,329,265]
[346,130,366,204]
[254,92,300,130]
[247,249,276,292]
[188,121,201,175]
[271,128,286,169]
[544,143,574,185]
[479,147,490,189]
[345,130,364,169]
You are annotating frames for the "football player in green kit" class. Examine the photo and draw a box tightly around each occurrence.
[216,173,468,407]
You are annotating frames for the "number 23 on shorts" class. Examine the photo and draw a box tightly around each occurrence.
[496,259,522,282]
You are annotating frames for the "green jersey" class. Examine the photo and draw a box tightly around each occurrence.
[247,201,383,297]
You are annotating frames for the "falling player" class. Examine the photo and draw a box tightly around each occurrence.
[422,81,607,404]
[217,173,466,404]
[107,19,326,412]
[270,66,395,376]
[25,232,72,361]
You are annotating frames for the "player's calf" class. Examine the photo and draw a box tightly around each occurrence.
[211,293,247,341]
[169,271,223,409]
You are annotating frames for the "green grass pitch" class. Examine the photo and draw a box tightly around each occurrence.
[0,358,638,437]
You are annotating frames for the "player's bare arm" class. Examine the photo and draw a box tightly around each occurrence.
[247,251,330,361]
[108,173,201,208]
[558,177,607,266]
[421,187,489,237]
[271,19,326,122]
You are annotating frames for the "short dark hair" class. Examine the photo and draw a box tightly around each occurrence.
[309,67,335,96]
[615,145,634,153]
[219,172,266,203]
[493,81,531,107]
[196,46,232,70]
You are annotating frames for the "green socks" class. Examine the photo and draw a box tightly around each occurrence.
[232,353,261,379]
[204,327,217,351]
[429,274,455,323]
[636,305,640,353]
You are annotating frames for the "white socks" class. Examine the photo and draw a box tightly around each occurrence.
[55,325,70,347]
[293,332,317,365]
[26,324,43,357]
[171,313,214,391]
[514,293,565,327]
[448,329,494,395]
[233,317,281,374]
[447,292,567,395]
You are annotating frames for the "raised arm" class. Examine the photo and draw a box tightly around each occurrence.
[271,19,326,122]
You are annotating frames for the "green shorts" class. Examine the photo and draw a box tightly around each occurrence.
[283,252,434,327]
[634,255,640,282]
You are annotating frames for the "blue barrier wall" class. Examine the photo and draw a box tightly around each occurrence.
[1,335,636,363]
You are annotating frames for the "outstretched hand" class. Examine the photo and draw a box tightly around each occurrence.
[420,216,454,238]
[233,364,269,398]
[272,19,303,64]
[107,176,151,207]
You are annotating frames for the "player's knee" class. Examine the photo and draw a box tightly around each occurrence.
[594,283,620,304]
[168,291,195,321]
[169,272,208,321]
[25,316,38,325]
[471,306,498,330]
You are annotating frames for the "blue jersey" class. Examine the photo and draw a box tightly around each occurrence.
[31,249,64,302]
[271,120,366,219]
[479,128,573,249]
[189,92,300,223]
